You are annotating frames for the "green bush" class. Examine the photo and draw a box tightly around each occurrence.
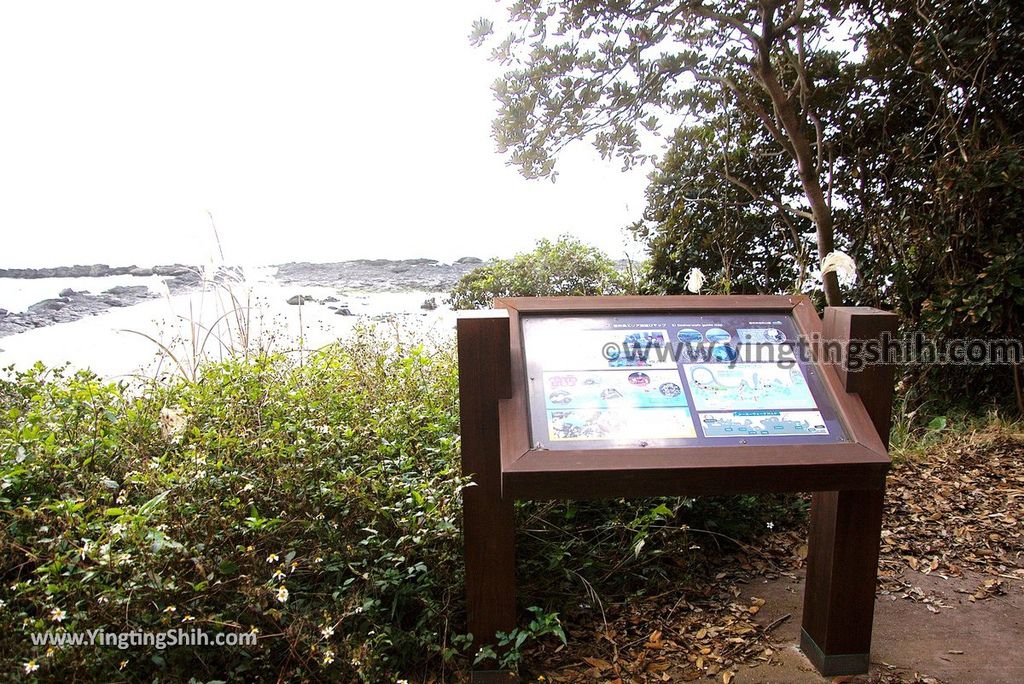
[447,235,627,309]
[0,330,468,682]
[0,326,809,682]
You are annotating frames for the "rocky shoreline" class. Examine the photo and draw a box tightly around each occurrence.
[0,286,158,337]
[272,257,483,291]
[0,264,196,279]
[0,258,486,338]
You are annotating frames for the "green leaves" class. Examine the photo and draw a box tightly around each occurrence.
[447,235,627,309]
[0,329,469,680]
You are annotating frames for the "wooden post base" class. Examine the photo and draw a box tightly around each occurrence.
[800,628,870,676]
[800,487,886,676]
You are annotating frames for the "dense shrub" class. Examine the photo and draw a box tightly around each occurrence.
[0,330,467,682]
[447,236,627,310]
[0,327,810,682]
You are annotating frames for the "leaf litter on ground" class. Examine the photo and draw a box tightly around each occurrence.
[520,428,1023,683]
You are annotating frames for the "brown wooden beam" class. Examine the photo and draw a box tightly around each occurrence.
[801,306,898,675]
[457,312,517,675]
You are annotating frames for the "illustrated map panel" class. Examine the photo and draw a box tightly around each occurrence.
[520,312,846,450]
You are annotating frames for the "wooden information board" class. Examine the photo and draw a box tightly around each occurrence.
[458,296,897,679]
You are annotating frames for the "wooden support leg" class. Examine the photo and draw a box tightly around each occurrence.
[800,306,899,675]
[457,314,517,678]
[462,470,516,659]
[801,487,885,675]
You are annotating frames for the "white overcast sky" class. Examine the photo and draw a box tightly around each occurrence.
[0,1,653,269]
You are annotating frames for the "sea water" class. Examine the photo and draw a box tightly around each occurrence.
[0,271,454,380]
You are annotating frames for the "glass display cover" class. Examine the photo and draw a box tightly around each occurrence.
[520,312,846,450]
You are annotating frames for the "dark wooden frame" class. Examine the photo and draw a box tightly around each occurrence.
[458,296,897,679]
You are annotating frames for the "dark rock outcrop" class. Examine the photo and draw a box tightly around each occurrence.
[0,286,158,338]
[272,259,483,292]
[0,263,194,280]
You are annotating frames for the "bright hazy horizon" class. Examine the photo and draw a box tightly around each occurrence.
[0,1,654,269]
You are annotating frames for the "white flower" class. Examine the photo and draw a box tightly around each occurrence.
[163,605,177,614]
[50,607,66,623]
[685,267,706,294]
[266,553,279,564]
[322,650,335,665]
[275,586,289,603]
[24,659,39,673]
[821,250,858,287]
[110,523,125,536]
[321,625,334,638]
[766,522,775,530]
[272,570,286,581]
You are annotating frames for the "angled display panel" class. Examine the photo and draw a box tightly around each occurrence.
[521,311,846,450]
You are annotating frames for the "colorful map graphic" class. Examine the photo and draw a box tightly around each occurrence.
[683,363,814,411]
[543,369,688,410]
[547,407,697,441]
[700,410,828,437]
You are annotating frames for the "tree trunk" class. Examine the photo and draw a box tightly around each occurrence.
[755,38,843,306]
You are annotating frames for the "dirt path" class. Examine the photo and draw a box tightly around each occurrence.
[525,430,1023,683]
[741,569,1024,683]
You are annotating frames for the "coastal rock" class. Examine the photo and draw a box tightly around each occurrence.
[271,258,479,292]
[421,297,437,311]
[455,256,483,264]
[0,286,158,338]
[104,285,144,296]
[334,307,353,316]
[152,264,192,277]
[28,298,69,312]
[0,263,199,280]
[163,270,203,292]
